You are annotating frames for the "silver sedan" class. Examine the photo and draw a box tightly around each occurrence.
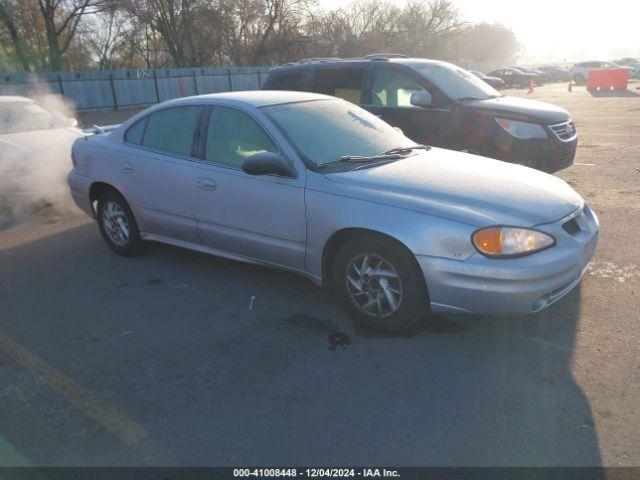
[68,91,598,332]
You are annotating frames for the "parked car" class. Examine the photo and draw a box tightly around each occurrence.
[487,67,538,88]
[569,61,620,84]
[263,57,577,173]
[615,57,639,66]
[614,59,640,78]
[68,91,598,332]
[1,95,82,202]
[537,65,570,82]
[470,71,505,89]
[510,66,549,84]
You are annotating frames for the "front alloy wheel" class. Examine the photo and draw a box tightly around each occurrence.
[332,236,428,332]
[346,253,403,318]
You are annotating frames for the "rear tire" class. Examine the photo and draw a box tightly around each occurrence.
[331,235,427,333]
[97,190,143,257]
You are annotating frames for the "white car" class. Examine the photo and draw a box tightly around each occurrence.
[1,95,83,219]
[569,61,620,84]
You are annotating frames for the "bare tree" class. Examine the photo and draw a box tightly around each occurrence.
[0,0,495,71]
[84,6,129,68]
[0,0,32,70]
[123,0,225,67]
[395,0,465,58]
[36,0,111,70]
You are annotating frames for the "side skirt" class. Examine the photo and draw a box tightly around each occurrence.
[140,232,323,286]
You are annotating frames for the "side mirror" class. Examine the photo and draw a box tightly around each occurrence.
[393,126,404,135]
[410,91,432,108]
[241,151,296,178]
[68,117,78,127]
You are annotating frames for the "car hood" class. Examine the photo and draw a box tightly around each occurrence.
[324,148,582,227]
[1,127,83,176]
[461,95,570,124]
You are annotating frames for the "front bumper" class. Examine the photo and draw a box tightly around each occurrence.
[418,204,598,316]
[496,134,577,174]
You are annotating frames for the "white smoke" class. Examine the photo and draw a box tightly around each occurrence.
[0,86,82,229]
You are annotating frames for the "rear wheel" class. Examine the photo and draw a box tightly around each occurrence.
[97,190,143,256]
[331,236,427,332]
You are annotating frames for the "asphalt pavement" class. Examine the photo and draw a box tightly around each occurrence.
[0,83,638,466]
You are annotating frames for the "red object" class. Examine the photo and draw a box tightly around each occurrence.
[586,68,629,91]
[528,79,534,94]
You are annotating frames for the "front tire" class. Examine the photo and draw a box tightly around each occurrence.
[97,190,143,256]
[331,236,428,332]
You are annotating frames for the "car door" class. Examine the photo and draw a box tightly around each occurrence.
[311,65,366,105]
[191,105,306,269]
[364,65,453,147]
[118,105,202,244]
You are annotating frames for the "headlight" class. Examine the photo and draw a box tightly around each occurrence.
[472,227,555,257]
[495,118,548,139]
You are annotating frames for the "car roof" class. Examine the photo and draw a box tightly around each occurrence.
[268,57,453,74]
[0,95,34,104]
[160,90,333,108]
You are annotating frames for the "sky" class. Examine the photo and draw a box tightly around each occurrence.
[318,0,640,63]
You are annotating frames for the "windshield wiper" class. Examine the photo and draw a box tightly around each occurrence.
[382,144,430,155]
[319,144,429,168]
[319,152,404,167]
[458,94,501,101]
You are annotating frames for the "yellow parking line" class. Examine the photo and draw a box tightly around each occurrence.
[0,332,147,447]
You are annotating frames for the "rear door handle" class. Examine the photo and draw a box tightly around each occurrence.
[197,177,217,191]
[121,161,134,174]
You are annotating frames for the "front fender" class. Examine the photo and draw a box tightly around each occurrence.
[305,186,476,280]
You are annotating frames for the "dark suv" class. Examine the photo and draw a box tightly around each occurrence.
[262,56,577,173]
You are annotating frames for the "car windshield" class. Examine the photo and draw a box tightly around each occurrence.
[0,101,66,134]
[262,99,413,167]
[408,62,500,100]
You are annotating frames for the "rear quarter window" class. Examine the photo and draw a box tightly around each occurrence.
[125,117,147,144]
[141,106,202,156]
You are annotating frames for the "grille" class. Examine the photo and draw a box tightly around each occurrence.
[549,120,577,141]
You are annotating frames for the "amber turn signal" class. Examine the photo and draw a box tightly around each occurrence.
[473,228,503,256]
[472,227,555,257]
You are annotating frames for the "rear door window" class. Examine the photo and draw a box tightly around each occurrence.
[268,71,306,90]
[141,106,202,156]
[313,68,364,104]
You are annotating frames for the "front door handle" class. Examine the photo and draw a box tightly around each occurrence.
[197,177,217,191]
[121,161,134,174]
